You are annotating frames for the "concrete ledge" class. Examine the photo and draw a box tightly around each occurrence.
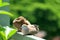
[9,32,45,40]
[17,32,45,40]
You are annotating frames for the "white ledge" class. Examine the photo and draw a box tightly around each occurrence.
[17,32,45,40]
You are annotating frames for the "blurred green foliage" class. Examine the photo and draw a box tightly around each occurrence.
[0,26,17,40]
[0,0,9,7]
[10,0,60,39]
[0,10,13,17]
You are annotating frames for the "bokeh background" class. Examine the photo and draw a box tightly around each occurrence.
[10,0,60,40]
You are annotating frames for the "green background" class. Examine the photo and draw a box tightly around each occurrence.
[0,0,60,40]
[10,0,60,40]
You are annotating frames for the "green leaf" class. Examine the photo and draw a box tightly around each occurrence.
[0,25,5,31]
[0,31,7,40]
[0,26,17,40]
[0,0,9,7]
[0,36,3,40]
[7,29,17,39]
[0,10,14,17]
[0,2,9,7]
[3,26,17,40]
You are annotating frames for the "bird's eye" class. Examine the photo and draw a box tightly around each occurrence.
[31,25,35,28]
